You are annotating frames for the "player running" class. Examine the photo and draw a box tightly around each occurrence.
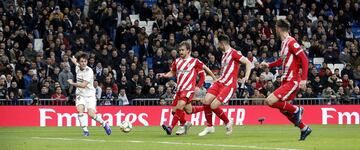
[198,34,252,136]
[67,53,112,136]
[260,19,312,141]
[159,41,216,135]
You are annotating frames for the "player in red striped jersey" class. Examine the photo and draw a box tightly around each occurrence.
[198,35,252,136]
[260,19,312,141]
[159,41,216,135]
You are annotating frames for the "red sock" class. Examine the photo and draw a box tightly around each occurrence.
[179,110,186,126]
[270,101,297,114]
[204,104,213,127]
[213,107,229,124]
[191,106,204,114]
[280,110,306,129]
[170,110,184,129]
[170,111,179,129]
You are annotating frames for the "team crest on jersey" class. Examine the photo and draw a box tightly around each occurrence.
[294,43,300,48]
[278,94,282,98]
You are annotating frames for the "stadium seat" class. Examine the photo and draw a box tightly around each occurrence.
[327,63,335,73]
[334,63,345,73]
[139,21,147,28]
[130,14,140,25]
[147,21,155,27]
[313,57,324,66]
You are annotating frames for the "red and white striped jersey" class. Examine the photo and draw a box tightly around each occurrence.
[279,36,304,81]
[218,48,245,86]
[171,57,204,92]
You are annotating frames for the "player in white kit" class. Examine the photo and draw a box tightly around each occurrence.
[67,53,111,136]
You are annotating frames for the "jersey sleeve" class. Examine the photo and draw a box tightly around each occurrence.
[232,50,244,62]
[288,40,304,56]
[75,66,80,73]
[195,59,204,72]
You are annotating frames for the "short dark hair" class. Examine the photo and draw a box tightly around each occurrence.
[276,19,291,32]
[77,53,89,61]
[218,34,230,43]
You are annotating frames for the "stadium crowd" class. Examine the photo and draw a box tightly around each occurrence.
[0,0,359,106]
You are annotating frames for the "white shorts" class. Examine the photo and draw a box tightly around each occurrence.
[76,95,97,111]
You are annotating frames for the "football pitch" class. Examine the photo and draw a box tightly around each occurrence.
[0,125,359,150]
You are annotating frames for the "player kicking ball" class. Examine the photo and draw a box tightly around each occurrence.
[198,34,252,136]
[260,19,312,141]
[67,53,111,136]
[159,41,216,135]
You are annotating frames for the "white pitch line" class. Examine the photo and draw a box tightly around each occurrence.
[30,137,302,150]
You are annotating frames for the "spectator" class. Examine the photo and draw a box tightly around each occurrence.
[146,87,158,98]
[94,80,102,100]
[353,65,360,86]
[118,89,129,106]
[260,68,274,81]
[341,63,354,79]
[336,87,350,104]
[101,76,118,95]
[251,89,265,105]
[322,87,337,105]
[161,86,174,99]
[0,78,8,100]
[153,48,168,74]
[51,86,67,105]
[351,86,360,99]
[101,86,117,106]
[58,64,73,95]
[38,86,51,100]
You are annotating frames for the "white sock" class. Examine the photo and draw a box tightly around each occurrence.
[294,106,299,113]
[92,115,106,127]
[301,125,308,131]
[78,113,88,132]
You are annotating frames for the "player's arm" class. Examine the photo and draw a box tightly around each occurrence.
[158,70,176,78]
[158,61,176,78]
[290,41,309,89]
[203,65,217,80]
[67,79,89,88]
[197,71,205,88]
[261,58,282,68]
[70,56,79,66]
[240,57,252,81]
[233,51,251,83]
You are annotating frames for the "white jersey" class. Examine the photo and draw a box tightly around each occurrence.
[75,66,96,97]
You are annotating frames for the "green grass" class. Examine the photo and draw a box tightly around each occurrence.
[0,125,359,150]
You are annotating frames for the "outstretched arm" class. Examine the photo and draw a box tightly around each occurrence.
[268,58,283,68]
[158,71,176,78]
[240,57,252,81]
[203,65,216,80]
[70,56,79,66]
[67,79,89,88]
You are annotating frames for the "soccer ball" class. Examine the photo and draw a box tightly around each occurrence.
[120,121,132,133]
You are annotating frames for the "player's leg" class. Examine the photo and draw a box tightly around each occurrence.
[76,103,89,136]
[184,104,203,114]
[87,96,111,135]
[280,100,312,141]
[210,85,235,135]
[76,96,90,136]
[265,81,302,126]
[162,99,186,135]
[198,93,217,136]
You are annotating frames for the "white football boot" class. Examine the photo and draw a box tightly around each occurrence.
[198,126,215,136]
